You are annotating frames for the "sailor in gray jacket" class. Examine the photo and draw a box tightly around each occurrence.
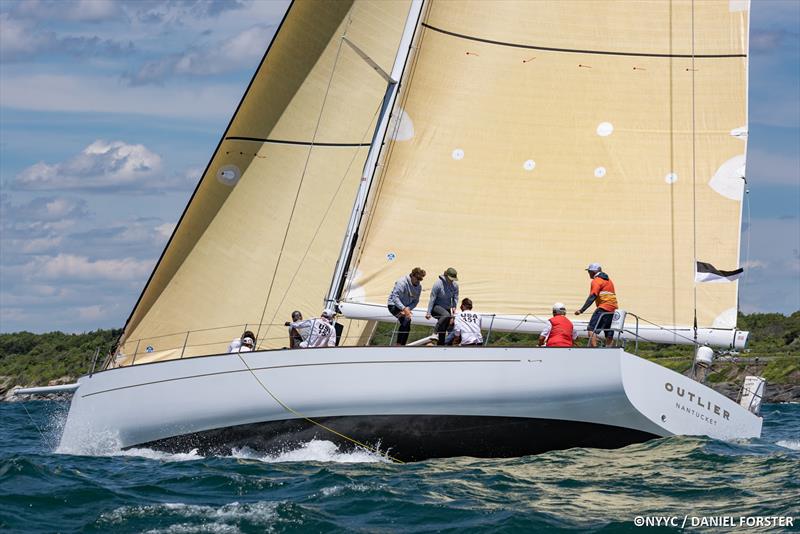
[387,267,426,346]
[425,267,459,345]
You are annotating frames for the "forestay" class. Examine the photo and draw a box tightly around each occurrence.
[342,0,750,342]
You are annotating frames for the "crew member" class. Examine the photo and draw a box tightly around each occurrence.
[228,330,256,353]
[425,267,459,345]
[300,309,337,348]
[539,302,578,347]
[285,310,311,349]
[452,298,483,346]
[387,267,426,346]
[574,263,618,347]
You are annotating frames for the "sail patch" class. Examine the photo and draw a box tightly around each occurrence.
[216,165,241,186]
[708,155,745,201]
[389,110,415,142]
[594,166,606,178]
[452,148,465,160]
[523,159,536,171]
[596,122,614,136]
[695,261,743,284]
[665,172,678,184]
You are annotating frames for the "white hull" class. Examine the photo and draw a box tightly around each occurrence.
[59,347,762,460]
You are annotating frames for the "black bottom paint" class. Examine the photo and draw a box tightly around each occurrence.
[137,416,659,462]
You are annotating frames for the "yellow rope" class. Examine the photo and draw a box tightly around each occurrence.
[234,352,404,464]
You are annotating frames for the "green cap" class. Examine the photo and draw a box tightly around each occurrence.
[444,267,458,280]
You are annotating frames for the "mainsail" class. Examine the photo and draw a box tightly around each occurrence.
[116,0,414,363]
[340,0,750,346]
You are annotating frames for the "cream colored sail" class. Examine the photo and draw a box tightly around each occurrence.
[116,0,412,364]
[343,0,749,338]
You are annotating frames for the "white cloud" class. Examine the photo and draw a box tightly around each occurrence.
[28,253,154,282]
[739,217,800,313]
[126,24,274,85]
[0,73,242,119]
[0,13,49,58]
[2,195,90,223]
[747,148,800,187]
[741,259,767,270]
[13,140,167,191]
[14,0,119,22]
[77,304,106,321]
[20,236,64,254]
[155,222,176,240]
[0,12,134,61]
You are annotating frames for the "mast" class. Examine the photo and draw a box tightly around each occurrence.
[324,0,425,310]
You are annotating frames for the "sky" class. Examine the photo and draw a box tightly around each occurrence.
[0,0,798,334]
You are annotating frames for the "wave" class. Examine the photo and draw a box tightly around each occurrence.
[97,501,279,534]
[231,440,390,464]
[775,439,800,451]
[57,431,388,464]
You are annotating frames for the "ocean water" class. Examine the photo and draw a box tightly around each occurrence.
[1,402,798,533]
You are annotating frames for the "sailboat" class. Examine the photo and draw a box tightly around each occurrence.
[31,0,765,461]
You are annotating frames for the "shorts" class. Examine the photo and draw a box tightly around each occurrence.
[588,308,615,338]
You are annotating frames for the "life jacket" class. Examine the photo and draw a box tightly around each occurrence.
[546,315,574,347]
[591,272,618,312]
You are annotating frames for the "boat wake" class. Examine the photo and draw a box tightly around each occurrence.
[231,440,391,464]
[57,429,389,464]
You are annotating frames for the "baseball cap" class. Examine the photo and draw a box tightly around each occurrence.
[552,302,566,312]
[586,263,602,272]
[444,267,458,280]
[321,308,335,318]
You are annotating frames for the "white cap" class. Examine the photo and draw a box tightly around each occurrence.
[586,262,602,272]
[552,302,566,313]
[321,308,335,318]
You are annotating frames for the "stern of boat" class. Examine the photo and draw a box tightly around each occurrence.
[619,351,762,440]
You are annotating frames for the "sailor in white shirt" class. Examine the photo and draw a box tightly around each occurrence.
[299,309,337,348]
[285,310,313,348]
[228,330,256,353]
[452,298,483,346]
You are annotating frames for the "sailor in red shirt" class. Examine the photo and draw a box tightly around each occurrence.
[574,263,618,347]
[539,302,578,347]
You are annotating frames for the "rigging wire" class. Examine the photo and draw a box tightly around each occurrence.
[254,17,353,345]
[21,400,48,443]
[691,0,698,343]
[254,102,384,351]
[233,351,404,464]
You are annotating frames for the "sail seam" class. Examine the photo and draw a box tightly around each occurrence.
[421,23,747,59]
[225,136,371,147]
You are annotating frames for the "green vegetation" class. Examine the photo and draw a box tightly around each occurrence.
[0,329,121,388]
[0,311,797,390]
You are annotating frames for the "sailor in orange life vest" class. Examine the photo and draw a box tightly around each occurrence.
[574,262,619,347]
[538,302,578,347]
